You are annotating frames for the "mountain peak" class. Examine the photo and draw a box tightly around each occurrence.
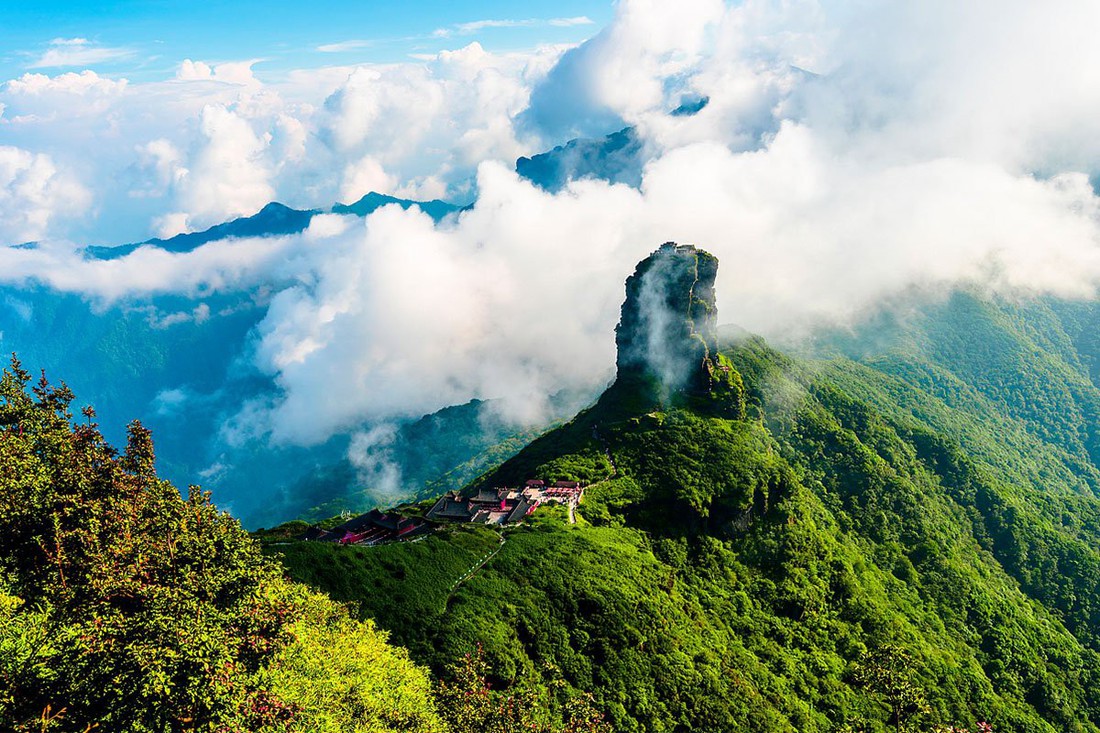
[257,201,295,214]
[331,192,462,221]
[614,242,720,396]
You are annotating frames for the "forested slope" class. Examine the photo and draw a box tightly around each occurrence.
[0,360,443,732]
[274,285,1100,733]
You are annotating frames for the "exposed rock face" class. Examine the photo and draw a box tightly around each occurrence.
[615,242,720,393]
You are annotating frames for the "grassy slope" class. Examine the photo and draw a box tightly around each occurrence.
[270,292,1100,733]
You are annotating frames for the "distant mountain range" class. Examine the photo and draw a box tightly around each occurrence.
[71,106,704,262]
[82,193,464,260]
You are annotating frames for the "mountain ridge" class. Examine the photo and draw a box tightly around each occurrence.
[82,192,464,260]
[270,244,1100,732]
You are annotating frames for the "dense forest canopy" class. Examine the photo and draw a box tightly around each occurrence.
[0,354,612,731]
[9,254,1100,732]
[271,289,1100,733]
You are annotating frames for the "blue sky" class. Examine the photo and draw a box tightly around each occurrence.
[0,0,612,81]
[5,0,1100,470]
[0,0,624,246]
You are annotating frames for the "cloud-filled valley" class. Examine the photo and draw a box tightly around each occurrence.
[4,0,1100,520]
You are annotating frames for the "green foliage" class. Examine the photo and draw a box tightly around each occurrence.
[0,357,443,733]
[575,477,644,526]
[275,291,1100,733]
[269,527,501,660]
[605,412,792,532]
[259,585,442,733]
[435,645,611,733]
[851,645,931,732]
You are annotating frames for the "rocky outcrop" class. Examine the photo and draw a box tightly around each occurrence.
[614,242,720,393]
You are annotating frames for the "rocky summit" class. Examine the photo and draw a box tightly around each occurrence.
[614,242,720,394]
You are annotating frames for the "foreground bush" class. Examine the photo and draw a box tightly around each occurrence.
[0,357,443,732]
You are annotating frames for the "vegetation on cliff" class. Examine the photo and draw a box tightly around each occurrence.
[270,249,1100,732]
[10,240,1100,733]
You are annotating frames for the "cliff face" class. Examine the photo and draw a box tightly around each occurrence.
[614,242,720,393]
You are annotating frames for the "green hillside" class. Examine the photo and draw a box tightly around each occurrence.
[12,239,1100,731]
[270,257,1100,732]
[0,358,444,732]
[0,354,615,732]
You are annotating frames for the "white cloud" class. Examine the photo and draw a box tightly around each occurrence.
[147,302,212,329]
[27,38,135,69]
[6,0,1100,452]
[0,146,90,243]
[316,40,374,53]
[153,387,189,416]
[271,113,308,168]
[394,175,448,202]
[0,40,553,242]
[151,212,191,239]
[522,0,725,139]
[1,71,128,125]
[317,42,534,194]
[133,138,185,198]
[159,104,275,234]
[247,176,644,442]
[0,64,293,241]
[0,231,295,300]
[549,17,595,27]
[339,155,396,202]
[5,70,128,97]
[634,127,1100,335]
[347,424,403,496]
[176,59,260,86]
[321,66,441,153]
[176,59,214,81]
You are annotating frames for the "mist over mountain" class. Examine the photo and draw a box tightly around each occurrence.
[0,117,689,527]
[9,2,1100,731]
[83,194,463,260]
[269,245,1100,732]
[515,98,707,192]
[516,127,644,192]
[7,2,1100,510]
[0,192,540,527]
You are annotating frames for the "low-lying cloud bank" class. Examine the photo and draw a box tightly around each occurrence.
[4,0,1100,448]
